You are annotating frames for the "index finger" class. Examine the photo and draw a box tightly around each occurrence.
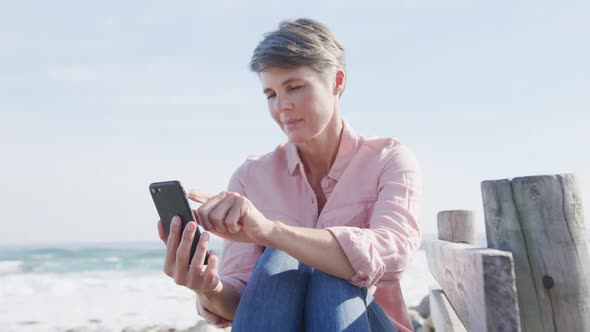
[187,188,213,204]
[191,231,210,267]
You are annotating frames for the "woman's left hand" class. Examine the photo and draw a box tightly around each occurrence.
[187,188,274,245]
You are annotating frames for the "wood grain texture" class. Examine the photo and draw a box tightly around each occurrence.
[425,239,520,332]
[482,174,590,332]
[437,210,477,245]
[481,179,542,332]
[430,288,467,332]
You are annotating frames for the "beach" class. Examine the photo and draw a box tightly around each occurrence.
[0,241,436,332]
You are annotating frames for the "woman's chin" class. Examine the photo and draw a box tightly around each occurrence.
[285,133,308,144]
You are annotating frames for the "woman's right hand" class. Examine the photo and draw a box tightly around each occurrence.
[157,216,222,294]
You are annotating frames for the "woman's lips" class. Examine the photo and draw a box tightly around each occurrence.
[285,119,303,128]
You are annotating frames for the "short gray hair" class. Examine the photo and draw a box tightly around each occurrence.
[249,18,346,84]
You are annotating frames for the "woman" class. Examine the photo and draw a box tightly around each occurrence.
[157,18,422,332]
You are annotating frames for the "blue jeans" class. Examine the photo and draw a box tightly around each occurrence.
[232,248,398,332]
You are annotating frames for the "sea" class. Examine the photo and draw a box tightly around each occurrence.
[2,232,587,331]
[0,236,427,332]
[0,240,227,332]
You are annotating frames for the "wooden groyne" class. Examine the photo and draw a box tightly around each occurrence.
[425,174,589,331]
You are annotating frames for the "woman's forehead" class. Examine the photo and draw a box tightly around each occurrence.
[259,66,319,87]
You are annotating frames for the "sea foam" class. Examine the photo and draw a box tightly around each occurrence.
[0,260,23,275]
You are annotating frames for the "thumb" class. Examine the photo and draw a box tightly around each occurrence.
[186,188,213,203]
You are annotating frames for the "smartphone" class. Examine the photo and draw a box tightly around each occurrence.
[149,180,208,265]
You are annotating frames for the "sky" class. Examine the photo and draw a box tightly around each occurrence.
[1,0,589,245]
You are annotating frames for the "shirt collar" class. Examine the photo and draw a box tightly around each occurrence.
[286,120,361,180]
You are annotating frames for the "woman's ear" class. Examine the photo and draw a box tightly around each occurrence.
[333,69,346,97]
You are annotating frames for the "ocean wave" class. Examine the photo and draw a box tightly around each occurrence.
[0,243,222,275]
[104,256,121,263]
[0,260,23,274]
[31,261,61,273]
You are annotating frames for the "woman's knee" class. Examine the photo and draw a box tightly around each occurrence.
[304,269,370,331]
[305,270,398,332]
[307,269,366,302]
[254,247,308,276]
[239,248,312,299]
[233,248,311,331]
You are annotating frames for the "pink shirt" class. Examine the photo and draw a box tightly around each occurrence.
[197,121,423,332]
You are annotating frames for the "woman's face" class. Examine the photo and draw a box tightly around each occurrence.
[259,65,339,144]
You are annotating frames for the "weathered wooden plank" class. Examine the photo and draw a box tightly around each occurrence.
[437,210,477,245]
[481,179,543,332]
[482,174,590,332]
[425,239,520,332]
[429,288,467,332]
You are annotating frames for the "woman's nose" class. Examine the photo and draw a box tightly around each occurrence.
[275,94,292,111]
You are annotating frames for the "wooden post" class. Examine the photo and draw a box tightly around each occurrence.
[482,174,590,332]
[426,240,520,332]
[427,209,520,331]
[429,288,467,332]
[433,210,474,332]
[437,210,477,245]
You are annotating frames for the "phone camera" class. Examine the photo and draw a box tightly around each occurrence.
[151,188,157,195]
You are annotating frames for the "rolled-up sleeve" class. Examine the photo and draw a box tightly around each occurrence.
[326,145,422,288]
[196,164,265,326]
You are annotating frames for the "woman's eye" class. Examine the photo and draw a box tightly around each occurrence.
[266,85,302,100]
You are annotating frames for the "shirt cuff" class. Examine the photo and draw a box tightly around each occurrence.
[196,298,232,328]
[219,275,247,294]
[326,226,385,288]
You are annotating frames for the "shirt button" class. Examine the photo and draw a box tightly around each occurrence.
[321,179,330,188]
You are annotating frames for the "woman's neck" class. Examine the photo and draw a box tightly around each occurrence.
[296,113,343,179]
